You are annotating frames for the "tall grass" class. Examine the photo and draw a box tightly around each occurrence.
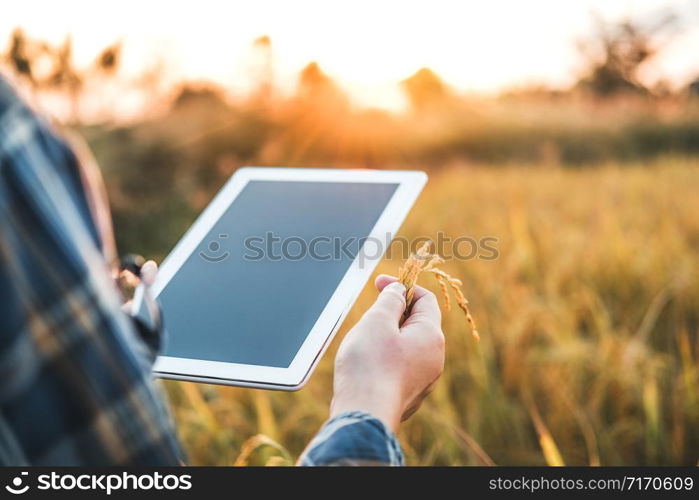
[163,158,699,465]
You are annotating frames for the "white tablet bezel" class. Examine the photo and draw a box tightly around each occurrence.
[144,167,427,390]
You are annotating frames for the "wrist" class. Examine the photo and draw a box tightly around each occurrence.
[330,382,403,433]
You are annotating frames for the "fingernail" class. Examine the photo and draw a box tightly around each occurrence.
[141,261,156,273]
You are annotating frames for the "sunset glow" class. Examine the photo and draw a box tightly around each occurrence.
[3,0,698,110]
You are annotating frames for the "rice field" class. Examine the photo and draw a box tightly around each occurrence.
[163,158,699,465]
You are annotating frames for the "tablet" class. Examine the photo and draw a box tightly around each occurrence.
[137,167,426,390]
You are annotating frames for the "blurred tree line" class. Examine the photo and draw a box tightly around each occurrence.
[576,12,680,96]
[5,28,121,121]
[2,14,698,257]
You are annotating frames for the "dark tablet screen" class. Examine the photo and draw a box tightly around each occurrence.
[157,180,398,368]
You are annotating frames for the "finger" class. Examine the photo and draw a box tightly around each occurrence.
[375,274,398,292]
[401,294,444,356]
[119,269,141,288]
[401,404,421,422]
[376,275,439,329]
[366,281,406,323]
[407,283,433,304]
[140,260,158,286]
[376,275,431,305]
[402,286,441,328]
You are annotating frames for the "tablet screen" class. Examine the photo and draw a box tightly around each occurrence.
[158,180,399,368]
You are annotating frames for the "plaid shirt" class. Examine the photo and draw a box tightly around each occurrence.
[0,76,403,466]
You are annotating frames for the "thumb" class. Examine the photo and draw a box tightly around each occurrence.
[140,260,158,286]
[367,281,407,322]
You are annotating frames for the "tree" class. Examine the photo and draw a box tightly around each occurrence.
[401,67,452,112]
[250,35,273,104]
[576,12,677,96]
[6,29,36,84]
[2,29,121,122]
[295,62,349,112]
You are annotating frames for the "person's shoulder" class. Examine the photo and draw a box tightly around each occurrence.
[0,74,22,113]
[0,74,51,158]
[0,74,36,135]
[0,74,45,130]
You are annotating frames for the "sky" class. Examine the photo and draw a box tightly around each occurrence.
[3,0,699,111]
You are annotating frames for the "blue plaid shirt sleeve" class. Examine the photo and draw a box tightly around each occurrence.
[0,78,184,465]
[299,411,404,466]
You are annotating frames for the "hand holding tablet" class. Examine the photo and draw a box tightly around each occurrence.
[136,167,427,390]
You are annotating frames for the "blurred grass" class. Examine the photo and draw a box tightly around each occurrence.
[158,158,699,465]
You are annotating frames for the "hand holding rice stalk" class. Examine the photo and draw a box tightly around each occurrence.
[398,240,479,342]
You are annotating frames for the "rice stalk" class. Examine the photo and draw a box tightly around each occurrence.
[180,382,218,432]
[527,400,565,466]
[398,240,479,342]
[234,434,292,466]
